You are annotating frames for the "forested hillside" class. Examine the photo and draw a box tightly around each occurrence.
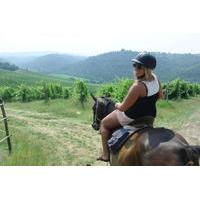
[61,50,200,82]
[0,62,19,71]
[62,50,135,83]
[1,50,200,83]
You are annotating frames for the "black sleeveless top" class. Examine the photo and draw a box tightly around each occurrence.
[124,75,159,119]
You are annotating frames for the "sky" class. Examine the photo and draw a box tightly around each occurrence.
[0,0,200,56]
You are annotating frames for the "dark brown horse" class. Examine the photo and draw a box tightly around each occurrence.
[91,95,200,166]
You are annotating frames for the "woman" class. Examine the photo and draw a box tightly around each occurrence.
[97,52,164,162]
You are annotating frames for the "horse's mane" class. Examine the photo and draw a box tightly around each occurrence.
[99,96,115,104]
[98,96,116,114]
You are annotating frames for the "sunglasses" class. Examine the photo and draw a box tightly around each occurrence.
[133,63,143,70]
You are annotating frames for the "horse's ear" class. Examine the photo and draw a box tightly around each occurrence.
[90,93,97,101]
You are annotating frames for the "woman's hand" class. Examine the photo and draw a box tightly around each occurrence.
[115,102,122,110]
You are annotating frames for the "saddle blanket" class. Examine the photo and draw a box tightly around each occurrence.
[108,125,149,154]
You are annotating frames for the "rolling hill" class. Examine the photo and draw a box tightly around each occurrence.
[0,52,87,73]
[0,69,78,87]
[61,50,200,82]
[22,54,86,73]
[1,50,200,83]
[0,69,100,95]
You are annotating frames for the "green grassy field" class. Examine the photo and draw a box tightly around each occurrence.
[0,69,99,91]
[0,69,66,86]
[0,97,199,166]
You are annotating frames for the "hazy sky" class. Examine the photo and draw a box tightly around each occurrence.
[0,0,200,55]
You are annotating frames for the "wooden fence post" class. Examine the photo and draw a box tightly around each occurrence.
[0,98,12,154]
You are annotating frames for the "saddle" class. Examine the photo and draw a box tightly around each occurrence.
[108,116,154,154]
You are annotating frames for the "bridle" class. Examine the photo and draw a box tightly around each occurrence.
[93,97,114,125]
[93,100,101,124]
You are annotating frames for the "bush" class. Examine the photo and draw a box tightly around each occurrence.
[163,79,200,100]
[98,78,132,101]
[1,87,15,102]
[98,84,115,98]
[113,79,132,101]
[63,88,70,99]
[15,84,33,102]
[41,83,51,103]
[73,80,88,107]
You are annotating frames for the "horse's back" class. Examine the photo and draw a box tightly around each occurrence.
[111,127,190,166]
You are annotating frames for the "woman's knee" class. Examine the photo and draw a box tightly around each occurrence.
[101,114,120,130]
[100,118,109,131]
[101,117,107,126]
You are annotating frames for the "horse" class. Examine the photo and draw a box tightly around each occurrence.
[91,94,200,166]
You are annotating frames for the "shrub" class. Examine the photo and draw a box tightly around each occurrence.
[1,87,15,102]
[73,80,88,107]
[63,88,70,99]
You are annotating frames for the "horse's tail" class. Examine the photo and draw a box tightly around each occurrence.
[183,145,200,166]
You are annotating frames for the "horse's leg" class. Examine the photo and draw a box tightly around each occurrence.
[116,133,143,165]
[174,134,199,165]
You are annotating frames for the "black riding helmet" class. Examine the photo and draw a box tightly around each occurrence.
[132,52,156,69]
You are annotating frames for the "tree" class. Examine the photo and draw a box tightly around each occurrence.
[73,80,88,107]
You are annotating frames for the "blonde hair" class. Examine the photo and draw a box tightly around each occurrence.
[137,68,154,81]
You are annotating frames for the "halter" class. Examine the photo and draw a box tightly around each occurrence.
[93,97,114,124]
[93,100,101,124]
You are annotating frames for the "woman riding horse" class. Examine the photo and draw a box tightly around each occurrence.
[92,95,200,165]
[91,52,200,165]
[97,52,164,162]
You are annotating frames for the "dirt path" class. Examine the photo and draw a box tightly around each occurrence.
[178,110,200,145]
[7,108,101,165]
[6,104,200,165]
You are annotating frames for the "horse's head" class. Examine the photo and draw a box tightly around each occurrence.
[91,93,115,131]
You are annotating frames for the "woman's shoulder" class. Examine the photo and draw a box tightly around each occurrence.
[133,80,145,88]
[132,80,147,96]
[134,79,147,86]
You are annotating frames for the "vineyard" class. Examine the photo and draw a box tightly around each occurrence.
[0,69,99,103]
[98,78,200,101]
[0,73,200,103]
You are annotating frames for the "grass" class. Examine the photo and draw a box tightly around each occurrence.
[0,69,71,87]
[7,98,93,123]
[0,97,199,166]
[0,119,48,165]
[0,98,101,165]
[0,69,100,92]
[155,98,200,131]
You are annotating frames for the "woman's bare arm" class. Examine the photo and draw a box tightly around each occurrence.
[115,81,144,112]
